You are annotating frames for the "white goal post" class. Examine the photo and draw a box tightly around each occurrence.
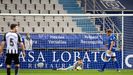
[0,13,130,69]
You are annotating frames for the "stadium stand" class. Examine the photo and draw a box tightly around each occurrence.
[0,0,99,33]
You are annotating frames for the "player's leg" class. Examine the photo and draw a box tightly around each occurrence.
[57,66,74,71]
[102,58,108,71]
[98,52,111,72]
[111,52,120,72]
[15,64,20,75]
[14,54,20,75]
[5,54,12,75]
[65,66,74,70]
[98,56,108,72]
[112,58,120,71]
[57,68,66,70]
[6,65,11,75]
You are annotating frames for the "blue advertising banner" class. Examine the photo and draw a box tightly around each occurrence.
[0,34,106,49]
[0,50,122,69]
[22,34,105,49]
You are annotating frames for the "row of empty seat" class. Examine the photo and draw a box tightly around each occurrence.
[0,16,81,33]
[0,21,77,27]
[0,3,66,14]
[0,16,73,22]
[0,10,67,14]
[0,26,82,33]
[0,0,58,4]
[0,4,63,10]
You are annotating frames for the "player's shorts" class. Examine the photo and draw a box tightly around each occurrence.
[5,54,20,65]
[104,51,116,62]
[106,51,116,57]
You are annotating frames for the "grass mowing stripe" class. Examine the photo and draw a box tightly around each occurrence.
[0,69,133,75]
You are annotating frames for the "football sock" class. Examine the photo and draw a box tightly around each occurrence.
[101,62,107,71]
[15,66,19,75]
[7,68,11,75]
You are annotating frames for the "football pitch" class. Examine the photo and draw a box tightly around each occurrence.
[0,69,133,75]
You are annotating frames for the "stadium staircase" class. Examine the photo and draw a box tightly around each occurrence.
[59,0,98,33]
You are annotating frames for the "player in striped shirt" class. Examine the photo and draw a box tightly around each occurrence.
[0,24,25,75]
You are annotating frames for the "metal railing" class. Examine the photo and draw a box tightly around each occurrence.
[83,0,121,33]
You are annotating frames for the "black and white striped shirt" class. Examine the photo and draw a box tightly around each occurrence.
[2,32,22,54]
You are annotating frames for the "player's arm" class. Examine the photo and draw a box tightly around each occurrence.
[107,41,115,54]
[18,34,25,56]
[109,41,115,51]
[0,41,5,54]
[20,42,25,52]
[108,35,116,54]
[109,35,116,51]
[20,42,25,57]
[0,33,6,54]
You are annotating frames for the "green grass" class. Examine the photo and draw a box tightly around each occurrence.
[0,69,133,75]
